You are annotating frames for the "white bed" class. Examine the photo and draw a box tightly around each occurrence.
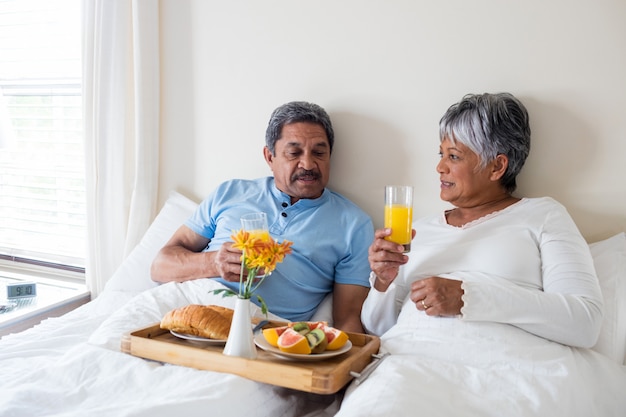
[336,231,626,417]
[1,191,625,417]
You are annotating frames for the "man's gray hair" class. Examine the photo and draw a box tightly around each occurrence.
[265,101,334,155]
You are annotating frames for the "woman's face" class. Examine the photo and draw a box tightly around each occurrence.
[437,137,501,208]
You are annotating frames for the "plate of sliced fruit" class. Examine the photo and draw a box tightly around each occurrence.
[254,321,352,361]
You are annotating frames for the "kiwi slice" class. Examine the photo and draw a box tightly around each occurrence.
[305,328,328,353]
[292,322,311,335]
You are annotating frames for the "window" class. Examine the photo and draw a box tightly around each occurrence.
[0,0,84,274]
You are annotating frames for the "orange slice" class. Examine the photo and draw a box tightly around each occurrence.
[322,326,349,350]
[277,328,311,354]
[262,326,288,347]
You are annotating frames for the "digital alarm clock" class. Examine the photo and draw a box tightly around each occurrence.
[6,282,37,299]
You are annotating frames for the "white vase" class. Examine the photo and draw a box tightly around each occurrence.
[223,297,258,359]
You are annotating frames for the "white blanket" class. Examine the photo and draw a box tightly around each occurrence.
[0,280,340,417]
[1,280,625,417]
[336,300,626,417]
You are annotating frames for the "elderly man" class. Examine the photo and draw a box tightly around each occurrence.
[151,101,374,333]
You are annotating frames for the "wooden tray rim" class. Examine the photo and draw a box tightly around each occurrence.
[121,322,380,394]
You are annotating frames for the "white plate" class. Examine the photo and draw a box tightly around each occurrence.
[170,330,226,346]
[254,332,352,361]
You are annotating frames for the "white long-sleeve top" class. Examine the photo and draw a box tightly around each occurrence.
[362,197,604,348]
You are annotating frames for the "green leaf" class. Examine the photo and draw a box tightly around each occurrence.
[255,294,268,317]
[212,289,236,298]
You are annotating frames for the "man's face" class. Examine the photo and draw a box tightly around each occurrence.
[264,122,331,204]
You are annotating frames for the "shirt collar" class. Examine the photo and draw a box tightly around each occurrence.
[269,177,329,208]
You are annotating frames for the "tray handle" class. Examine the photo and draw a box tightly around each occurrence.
[349,351,389,385]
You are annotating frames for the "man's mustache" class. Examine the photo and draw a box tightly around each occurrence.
[292,169,321,181]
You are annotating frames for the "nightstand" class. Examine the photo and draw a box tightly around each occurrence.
[0,275,91,337]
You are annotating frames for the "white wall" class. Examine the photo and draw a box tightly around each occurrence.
[158,0,626,243]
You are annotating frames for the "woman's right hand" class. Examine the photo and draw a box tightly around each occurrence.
[368,228,413,291]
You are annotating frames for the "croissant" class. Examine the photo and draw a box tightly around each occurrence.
[160,304,234,340]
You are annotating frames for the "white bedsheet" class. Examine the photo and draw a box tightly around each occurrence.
[2,269,625,416]
[336,299,626,417]
[0,280,340,417]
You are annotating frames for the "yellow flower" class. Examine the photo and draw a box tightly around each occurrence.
[256,240,293,273]
[231,230,258,253]
[213,228,293,316]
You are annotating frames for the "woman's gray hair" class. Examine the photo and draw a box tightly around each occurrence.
[265,101,334,155]
[439,92,531,193]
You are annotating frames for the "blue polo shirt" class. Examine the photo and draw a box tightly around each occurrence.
[185,177,374,321]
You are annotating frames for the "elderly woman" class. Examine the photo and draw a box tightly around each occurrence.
[363,92,603,348]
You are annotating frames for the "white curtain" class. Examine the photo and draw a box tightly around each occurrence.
[83,0,160,297]
[0,86,15,149]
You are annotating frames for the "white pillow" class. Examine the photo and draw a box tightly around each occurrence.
[589,232,626,365]
[104,191,198,293]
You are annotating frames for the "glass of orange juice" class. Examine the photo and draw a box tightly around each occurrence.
[384,185,413,252]
[240,212,270,276]
[240,212,270,241]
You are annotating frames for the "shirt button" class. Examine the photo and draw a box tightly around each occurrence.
[282,202,288,208]
[281,212,287,217]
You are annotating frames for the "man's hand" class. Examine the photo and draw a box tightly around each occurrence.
[213,242,245,282]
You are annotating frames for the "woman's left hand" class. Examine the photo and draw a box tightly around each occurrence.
[409,277,464,316]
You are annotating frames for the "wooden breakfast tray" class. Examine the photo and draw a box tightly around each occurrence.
[121,323,381,394]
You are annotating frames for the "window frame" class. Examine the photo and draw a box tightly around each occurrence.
[0,0,85,278]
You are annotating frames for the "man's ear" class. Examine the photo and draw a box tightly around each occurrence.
[263,146,273,166]
[490,154,509,181]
